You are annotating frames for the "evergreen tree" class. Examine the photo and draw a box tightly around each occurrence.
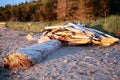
[0,0,119,21]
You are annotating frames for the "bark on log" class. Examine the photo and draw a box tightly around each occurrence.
[3,40,62,69]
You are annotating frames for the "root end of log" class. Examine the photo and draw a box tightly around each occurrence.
[3,53,33,69]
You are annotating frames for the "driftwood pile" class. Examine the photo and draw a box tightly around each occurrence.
[3,21,119,69]
[40,21,119,46]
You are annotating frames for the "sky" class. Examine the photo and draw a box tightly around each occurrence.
[0,0,31,6]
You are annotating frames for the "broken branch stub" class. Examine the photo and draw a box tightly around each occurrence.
[3,40,62,69]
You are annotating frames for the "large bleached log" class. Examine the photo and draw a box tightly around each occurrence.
[3,40,62,69]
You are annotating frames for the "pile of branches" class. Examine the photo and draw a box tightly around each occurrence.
[41,21,119,46]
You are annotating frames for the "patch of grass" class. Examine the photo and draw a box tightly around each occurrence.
[3,15,120,38]
[6,22,51,32]
[103,15,120,36]
[5,20,64,32]
[81,15,120,38]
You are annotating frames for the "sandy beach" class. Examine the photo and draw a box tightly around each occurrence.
[0,27,120,80]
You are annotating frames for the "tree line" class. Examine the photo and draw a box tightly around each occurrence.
[0,0,120,21]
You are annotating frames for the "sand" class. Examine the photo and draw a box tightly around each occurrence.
[0,27,120,80]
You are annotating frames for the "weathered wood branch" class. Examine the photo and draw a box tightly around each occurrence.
[3,40,62,69]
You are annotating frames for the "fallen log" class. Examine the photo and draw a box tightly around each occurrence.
[3,40,62,69]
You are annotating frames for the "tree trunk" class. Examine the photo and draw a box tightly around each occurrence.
[3,40,62,69]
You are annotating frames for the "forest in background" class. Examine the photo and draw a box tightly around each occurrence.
[0,0,120,22]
